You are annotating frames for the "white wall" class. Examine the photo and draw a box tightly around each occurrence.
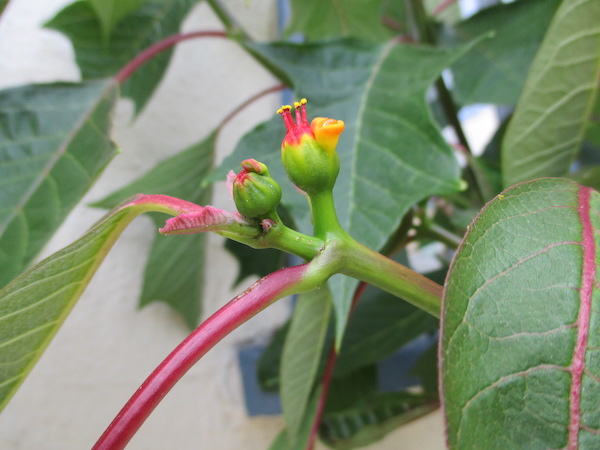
[0,1,445,448]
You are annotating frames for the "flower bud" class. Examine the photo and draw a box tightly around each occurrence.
[278,99,344,195]
[230,159,282,219]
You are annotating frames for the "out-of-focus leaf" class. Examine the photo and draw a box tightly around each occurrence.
[281,288,331,445]
[46,0,197,113]
[268,388,321,450]
[0,195,188,411]
[225,240,286,287]
[88,0,150,40]
[334,285,438,377]
[217,39,477,345]
[322,365,438,449]
[285,0,392,42]
[257,321,290,392]
[441,178,600,448]
[501,0,600,187]
[0,80,118,288]
[442,0,561,105]
[93,133,216,328]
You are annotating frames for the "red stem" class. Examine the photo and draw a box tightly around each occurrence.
[93,264,310,450]
[433,0,458,16]
[306,282,368,450]
[115,31,228,84]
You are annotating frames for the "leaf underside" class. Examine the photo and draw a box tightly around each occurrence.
[0,80,118,288]
[441,178,600,448]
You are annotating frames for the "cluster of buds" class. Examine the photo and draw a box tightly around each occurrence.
[228,159,281,220]
[278,98,344,195]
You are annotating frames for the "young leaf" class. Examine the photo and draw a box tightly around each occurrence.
[218,39,478,344]
[93,132,217,328]
[501,0,600,187]
[285,0,392,42]
[441,178,600,448]
[281,288,331,445]
[0,195,194,412]
[442,0,561,105]
[46,0,197,113]
[0,80,118,288]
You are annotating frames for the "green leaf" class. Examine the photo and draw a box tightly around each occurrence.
[501,0,600,187]
[218,39,476,344]
[281,288,331,445]
[257,321,290,392]
[442,0,561,105]
[285,0,392,42]
[93,132,217,328]
[88,0,150,41]
[321,365,438,449]
[0,196,181,411]
[269,388,321,450]
[0,80,118,288]
[225,239,286,287]
[441,178,600,448]
[46,0,197,113]
[334,284,438,377]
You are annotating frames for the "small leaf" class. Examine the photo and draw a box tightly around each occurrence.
[281,288,331,445]
[0,80,118,288]
[46,0,197,112]
[285,0,392,42]
[94,133,217,327]
[501,0,600,187]
[0,194,194,411]
[218,39,477,345]
[442,0,561,105]
[441,178,600,448]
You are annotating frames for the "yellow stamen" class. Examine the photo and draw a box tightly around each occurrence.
[277,105,292,114]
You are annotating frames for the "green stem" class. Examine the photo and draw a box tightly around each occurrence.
[419,222,463,249]
[336,238,442,317]
[206,0,246,39]
[309,190,345,240]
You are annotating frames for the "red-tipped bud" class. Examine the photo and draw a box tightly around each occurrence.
[278,99,344,194]
[231,159,282,219]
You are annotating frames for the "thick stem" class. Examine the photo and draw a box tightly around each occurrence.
[338,239,442,317]
[115,31,227,83]
[93,264,315,450]
[309,190,345,240]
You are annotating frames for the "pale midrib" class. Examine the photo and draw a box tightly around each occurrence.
[568,185,595,448]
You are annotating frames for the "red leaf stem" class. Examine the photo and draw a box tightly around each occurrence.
[115,31,228,84]
[93,264,310,450]
[433,0,458,16]
[306,282,368,450]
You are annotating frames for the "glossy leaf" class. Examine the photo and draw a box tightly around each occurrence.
[0,80,118,288]
[218,39,475,343]
[46,0,197,112]
[442,0,561,105]
[285,0,392,42]
[501,0,600,187]
[441,178,600,448]
[93,132,217,328]
[0,195,192,411]
[281,288,331,445]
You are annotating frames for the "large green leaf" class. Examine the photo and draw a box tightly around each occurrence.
[93,132,216,328]
[88,0,151,41]
[280,288,331,445]
[0,196,182,411]
[0,80,118,288]
[46,0,197,112]
[217,39,475,343]
[285,0,392,42]
[442,0,561,105]
[441,178,600,448]
[501,0,600,187]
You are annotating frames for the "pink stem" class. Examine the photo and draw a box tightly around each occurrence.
[433,0,458,16]
[115,31,228,84]
[306,282,368,450]
[93,264,310,450]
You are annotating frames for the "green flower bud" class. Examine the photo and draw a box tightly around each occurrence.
[230,159,282,219]
[278,99,344,195]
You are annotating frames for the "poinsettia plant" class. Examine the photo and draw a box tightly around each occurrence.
[0,0,599,449]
